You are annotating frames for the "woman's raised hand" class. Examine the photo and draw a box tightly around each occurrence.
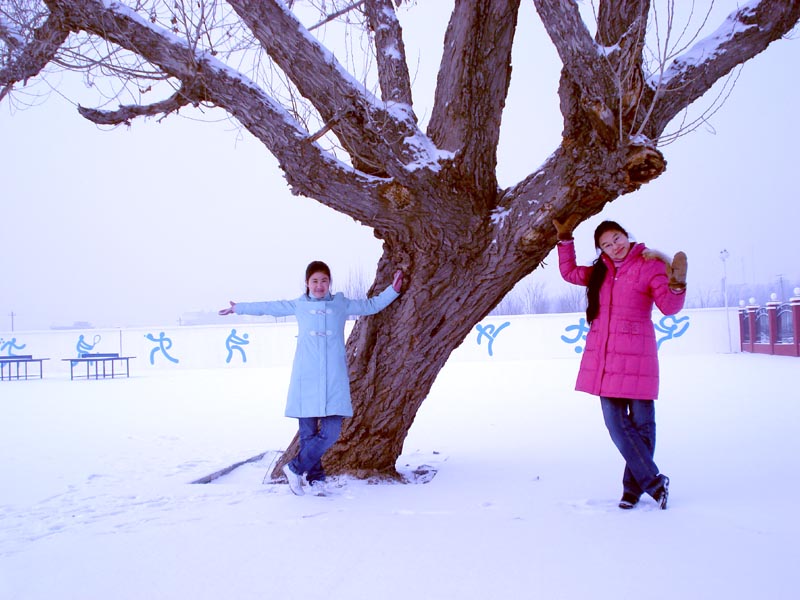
[392,270,404,293]
[218,301,236,316]
[552,214,581,241]
[669,252,688,292]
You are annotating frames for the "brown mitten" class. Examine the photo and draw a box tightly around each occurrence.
[669,251,687,292]
[552,214,581,241]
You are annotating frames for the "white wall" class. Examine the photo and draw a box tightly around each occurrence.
[0,307,740,379]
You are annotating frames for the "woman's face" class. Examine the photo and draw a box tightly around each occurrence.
[598,229,631,261]
[307,271,331,299]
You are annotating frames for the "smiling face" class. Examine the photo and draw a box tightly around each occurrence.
[598,229,631,261]
[306,271,331,299]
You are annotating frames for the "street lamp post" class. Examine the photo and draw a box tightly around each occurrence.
[720,250,732,353]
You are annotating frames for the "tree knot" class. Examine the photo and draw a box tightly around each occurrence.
[380,180,413,209]
[623,140,666,186]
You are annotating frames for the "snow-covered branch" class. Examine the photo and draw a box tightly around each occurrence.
[225,0,434,181]
[364,0,414,109]
[646,0,800,135]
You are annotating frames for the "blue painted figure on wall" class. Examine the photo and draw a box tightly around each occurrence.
[655,315,690,350]
[225,329,250,363]
[76,334,101,356]
[0,337,26,356]
[561,318,591,354]
[145,332,180,365]
[475,321,510,357]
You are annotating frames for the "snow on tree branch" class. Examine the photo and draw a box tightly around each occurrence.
[646,0,800,135]
[226,0,437,180]
[364,0,414,109]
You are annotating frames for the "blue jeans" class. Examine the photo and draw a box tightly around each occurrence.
[288,416,343,483]
[600,397,662,498]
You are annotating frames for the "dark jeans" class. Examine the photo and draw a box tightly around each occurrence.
[288,416,343,483]
[600,397,662,498]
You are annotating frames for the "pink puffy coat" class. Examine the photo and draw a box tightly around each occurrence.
[558,240,685,400]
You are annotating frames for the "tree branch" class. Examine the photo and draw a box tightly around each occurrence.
[225,0,434,180]
[427,0,520,210]
[646,0,800,136]
[596,0,650,130]
[309,0,365,32]
[0,12,69,101]
[596,0,650,47]
[41,0,396,227]
[533,0,617,103]
[364,0,415,110]
[76,88,193,125]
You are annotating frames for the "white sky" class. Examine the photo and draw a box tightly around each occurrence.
[1,1,798,331]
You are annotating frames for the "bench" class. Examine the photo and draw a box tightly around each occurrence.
[62,353,136,380]
[0,355,50,381]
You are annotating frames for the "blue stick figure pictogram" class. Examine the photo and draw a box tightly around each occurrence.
[225,329,250,364]
[0,337,26,356]
[145,332,180,365]
[76,334,101,356]
[475,321,510,357]
[561,318,590,354]
[655,314,690,350]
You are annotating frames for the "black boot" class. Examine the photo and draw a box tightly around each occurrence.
[618,492,640,510]
[652,475,670,510]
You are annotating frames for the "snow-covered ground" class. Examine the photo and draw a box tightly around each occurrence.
[1,352,797,600]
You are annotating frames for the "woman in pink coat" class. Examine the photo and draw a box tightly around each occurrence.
[554,218,687,510]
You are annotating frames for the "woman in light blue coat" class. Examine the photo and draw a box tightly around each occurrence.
[219,260,403,495]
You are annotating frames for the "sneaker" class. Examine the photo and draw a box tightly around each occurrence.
[653,475,670,510]
[283,464,305,496]
[618,493,640,510]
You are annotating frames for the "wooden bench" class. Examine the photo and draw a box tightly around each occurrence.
[62,353,136,380]
[0,355,50,381]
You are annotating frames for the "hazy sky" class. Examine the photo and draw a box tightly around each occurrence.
[2,2,798,331]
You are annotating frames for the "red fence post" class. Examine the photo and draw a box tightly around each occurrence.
[766,297,780,354]
[738,302,748,353]
[747,300,761,354]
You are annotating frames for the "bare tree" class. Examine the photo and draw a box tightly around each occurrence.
[522,280,549,314]
[491,279,550,315]
[554,285,588,314]
[2,1,798,479]
[685,285,720,309]
[339,267,370,300]
[490,294,526,316]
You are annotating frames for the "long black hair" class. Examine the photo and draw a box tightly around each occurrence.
[305,260,331,296]
[586,221,628,323]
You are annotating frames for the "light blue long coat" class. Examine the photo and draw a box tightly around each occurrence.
[233,285,399,418]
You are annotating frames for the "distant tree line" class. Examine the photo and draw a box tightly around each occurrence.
[485,277,800,316]
[339,270,800,317]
